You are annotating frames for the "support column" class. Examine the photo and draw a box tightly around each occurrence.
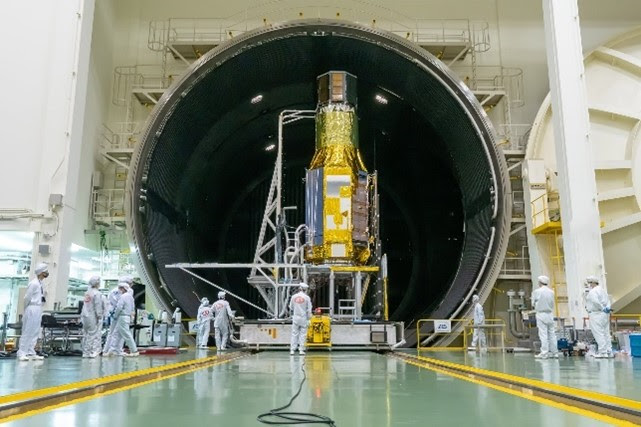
[0,0,96,309]
[542,0,606,326]
[274,285,279,319]
[329,270,335,318]
[355,271,362,320]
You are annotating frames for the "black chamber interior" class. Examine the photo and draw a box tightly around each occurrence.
[138,27,496,323]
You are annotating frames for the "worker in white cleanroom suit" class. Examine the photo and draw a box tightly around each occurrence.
[102,285,122,355]
[17,263,49,361]
[289,283,312,356]
[532,275,558,359]
[111,283,139,357]
[196,297,212,349]
[585,276,613,358]
[470,294,487,352]
[104,275,134,355]
[81,276,104,358]
[213,292,234,352]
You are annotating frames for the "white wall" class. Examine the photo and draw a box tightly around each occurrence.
[77,0,119,249]
[0,2,81,214]
[101,0,641,131]
[0,0,96,308]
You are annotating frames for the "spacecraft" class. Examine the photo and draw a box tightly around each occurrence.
[167,71,399,348]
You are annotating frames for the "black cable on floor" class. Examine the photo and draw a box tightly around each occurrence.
[257,358,337,426]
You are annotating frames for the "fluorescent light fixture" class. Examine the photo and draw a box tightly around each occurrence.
[265,143,276,151]
[251,94,264,104]
[70,259,95,270]
[0,232,34,252]
[375,94,388,105]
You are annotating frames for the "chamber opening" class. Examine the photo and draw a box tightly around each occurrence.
[130,21,508,338]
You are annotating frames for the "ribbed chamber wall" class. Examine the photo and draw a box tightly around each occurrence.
[127,20,510,346]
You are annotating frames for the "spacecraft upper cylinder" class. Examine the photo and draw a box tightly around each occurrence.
[305,71,371,265]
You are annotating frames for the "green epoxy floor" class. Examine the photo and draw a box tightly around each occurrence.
[0,352,200,396]
[2,351,610,426]
[422,350,641,400]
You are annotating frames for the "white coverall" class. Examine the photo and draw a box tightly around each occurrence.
[81,288,105,357]
[289,291,312,354]
[532,286,558,356]
[196,303,213,348]
[112,291,137,354]
[17,278,45,358]
[586,285,612,356]
[213,299,234,350]
[471,302,487,349]
[103,288,121,354]
[107,286,134,354]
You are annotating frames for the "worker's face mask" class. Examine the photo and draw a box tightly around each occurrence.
[42,272,49,278]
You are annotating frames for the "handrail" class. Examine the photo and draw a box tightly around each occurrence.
[149,13,485,52]
[416,318,470,350]
[531,191,560,230]
[611,314,641,331]
[416,318,507,351]
[462,319,507,351]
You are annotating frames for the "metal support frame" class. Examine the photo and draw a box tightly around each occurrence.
[542,0,606,325]
[170,266,271,316]
[101,152,130,170]
[355,271,363,319]
[164,108,385,322]
[247,109,316,317]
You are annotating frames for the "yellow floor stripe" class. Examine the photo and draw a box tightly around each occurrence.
[0,355,239,425]
[416,354,641,411]
[0,354,223,406]
[400,357,637,427]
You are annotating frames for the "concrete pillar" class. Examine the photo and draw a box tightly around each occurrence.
[0,0,96,309]
[542,0,606,325]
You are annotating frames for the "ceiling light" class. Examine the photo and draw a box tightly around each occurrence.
[251,94,264,104]
[265,143,276,151]
[375,94,388,105]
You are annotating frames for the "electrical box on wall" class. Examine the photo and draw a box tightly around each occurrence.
[92,171,103,189]
[38,244,50,255]
[48,193,63,208]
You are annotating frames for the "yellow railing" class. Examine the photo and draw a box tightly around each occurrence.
[611,314,641,331]
[416,318,507,351]
[462,318,507,352]
[531,191,561,234]
[416,318,470,351]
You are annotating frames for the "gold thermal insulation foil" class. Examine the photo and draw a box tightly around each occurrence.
[309,108,367,174]
[306,105,370,265]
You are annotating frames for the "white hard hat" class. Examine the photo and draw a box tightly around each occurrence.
[538,275,550,285]
[586,275,599,284]
[299,283,309,290]
[35,263,49,275]
[201,297,209,304]
[472,294,479,302]
[118,282,130,290]
[120,275,134,284]
[218,291,226,299]
[88,276,101,287]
